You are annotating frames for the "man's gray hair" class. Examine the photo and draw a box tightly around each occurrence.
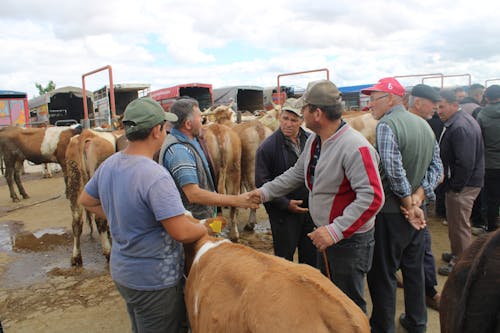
[170,98,199,129]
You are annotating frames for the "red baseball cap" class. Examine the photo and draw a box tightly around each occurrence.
[361,77,405,97]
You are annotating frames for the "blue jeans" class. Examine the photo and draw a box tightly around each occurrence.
[114,280,187,333]
[317,229,375,313]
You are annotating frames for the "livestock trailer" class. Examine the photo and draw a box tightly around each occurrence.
[93,83,150,127]
[0,90,30,127]
[213,86,264,112]
[150,83,213,112]
[28,86,93,126]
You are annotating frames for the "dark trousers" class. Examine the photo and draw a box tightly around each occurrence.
[269,211,317,267]
[486,169,500,231]
[422,204,437,297]
[434,183,447,218]
[368,212,427,333]
[115,280,187,333]
[423,227,437,297]
[470,188,487,228]
[317,229,374,313]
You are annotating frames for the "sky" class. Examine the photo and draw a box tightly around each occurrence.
[1,0,500,99]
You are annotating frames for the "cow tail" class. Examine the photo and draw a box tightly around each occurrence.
[452,230,500,332]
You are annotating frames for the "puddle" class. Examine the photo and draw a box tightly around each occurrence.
[0,221,23,252]
[0,221,109,289]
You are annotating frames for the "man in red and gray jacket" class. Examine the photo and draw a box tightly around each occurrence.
[250,80,384,313]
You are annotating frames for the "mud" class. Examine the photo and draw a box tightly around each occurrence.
[0,170,450,332]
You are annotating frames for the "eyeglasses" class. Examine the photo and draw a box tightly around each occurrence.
[370,94,389,102]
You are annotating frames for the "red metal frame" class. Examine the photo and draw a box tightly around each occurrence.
[82,65,116,126]
[485,79,500,87]
[276,68,330,105]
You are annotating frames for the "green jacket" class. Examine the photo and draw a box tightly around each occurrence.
[476,102,500,169]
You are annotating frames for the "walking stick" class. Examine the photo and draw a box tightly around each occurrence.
[322,250,331,280]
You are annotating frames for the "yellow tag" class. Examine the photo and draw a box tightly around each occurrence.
[208,220,222,233]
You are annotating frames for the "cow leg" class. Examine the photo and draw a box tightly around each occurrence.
[5,163,20,202]
[95,217,111,262]
[71,208,83,266]
[244,208,257,232]
[14,160,29,199]
[228,207,239,242]
[42,163,52,178]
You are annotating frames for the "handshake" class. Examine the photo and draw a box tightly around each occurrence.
[237,189,263,209]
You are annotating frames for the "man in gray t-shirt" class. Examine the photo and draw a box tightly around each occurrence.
[80,98,210,333]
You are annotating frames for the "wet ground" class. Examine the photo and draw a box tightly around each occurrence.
[0,167,450,332]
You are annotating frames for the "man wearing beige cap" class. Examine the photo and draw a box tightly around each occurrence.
[251,80,384,313]
[79,97,211,332]
[255,98,316,267]
[363,78,440,333]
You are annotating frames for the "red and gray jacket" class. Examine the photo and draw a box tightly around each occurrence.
[261,124,384,242]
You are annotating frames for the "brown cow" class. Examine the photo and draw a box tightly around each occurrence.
[184,235,370,333]
[342,111,378,146]
[202,123,242,241]
[0,125,82,202]
[440,228,500,333]
[203,104,272,232]
[65,129,119,266]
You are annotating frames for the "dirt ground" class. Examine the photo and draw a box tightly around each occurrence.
[0,167,452,332]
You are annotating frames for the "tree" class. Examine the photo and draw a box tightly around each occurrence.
[35,80,56,96]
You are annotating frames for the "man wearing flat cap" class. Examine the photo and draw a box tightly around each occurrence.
[363,78,442,333]
[408,84,444,311]
[255,98,316,268]
[79,97,212,332]
[251,80,384,313]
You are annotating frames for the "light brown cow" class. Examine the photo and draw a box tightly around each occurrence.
[0,125,83,202]
[184,235,370,333]
[65,129,118,266]
[202,123,242,241]
[204,104,272,232]
[342,111,378,146]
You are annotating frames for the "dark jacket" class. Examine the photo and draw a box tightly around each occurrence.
[476,102,500,169]
[439,110,484,192]
[459,97,482,116]
[255,128,310,217]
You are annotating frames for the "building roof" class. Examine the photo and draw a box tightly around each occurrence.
[0,90,27,98]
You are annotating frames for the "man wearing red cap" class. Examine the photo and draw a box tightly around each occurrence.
[363,78,440,333]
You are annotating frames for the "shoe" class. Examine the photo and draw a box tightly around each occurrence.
[426,293,441,311]
[438,262,455,276]
[399,313,411,331]
[442,220,448,226]
[441,252,454,263]
[471,226,486,236]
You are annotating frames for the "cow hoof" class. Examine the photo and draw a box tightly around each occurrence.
[71,256,83,267]
[243,223,255,232]
[22,194,30,199]
[229,236,239,243]
[12,197,20,203]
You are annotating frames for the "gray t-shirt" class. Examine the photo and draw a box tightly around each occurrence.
[85,152,186,290]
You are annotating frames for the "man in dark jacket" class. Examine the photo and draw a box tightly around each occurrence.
[255,98,316,267]
[476,85,500,233]
[437,89,484,276]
